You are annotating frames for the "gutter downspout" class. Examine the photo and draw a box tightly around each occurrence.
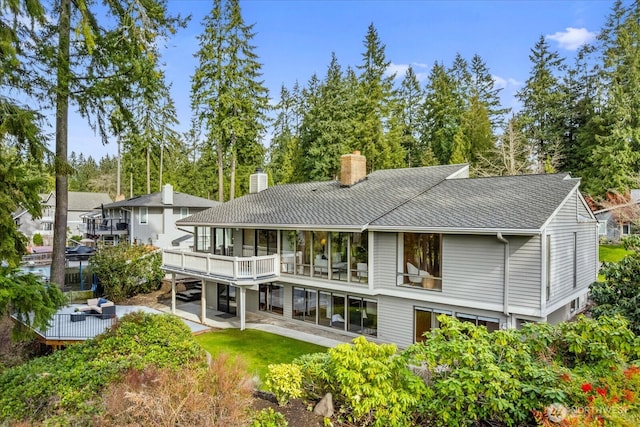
[497,232,510,319]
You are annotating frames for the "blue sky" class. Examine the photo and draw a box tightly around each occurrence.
[66,0,615,159]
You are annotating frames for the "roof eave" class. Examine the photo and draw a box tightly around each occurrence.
[366,225,541,235]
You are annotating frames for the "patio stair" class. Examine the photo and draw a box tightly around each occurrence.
[176,280,202,302]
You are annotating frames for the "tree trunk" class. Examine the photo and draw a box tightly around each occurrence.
[230,132,236,201]
[50,0,71,290]
[159,141,163,192]
[217,141,224,202]
[146,142,151,194]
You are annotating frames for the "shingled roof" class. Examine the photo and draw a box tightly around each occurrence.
[105,191,217,209]
[178,166,584,233]
[370,173,581,232]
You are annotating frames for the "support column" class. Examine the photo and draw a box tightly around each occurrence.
[240,287,246,331]
[200,279,206,323]
[171,273,176,314]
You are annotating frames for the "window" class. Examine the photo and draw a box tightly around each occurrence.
[402,233,442,290]
[623,224,631,235]
[546,236,551,301]
[195,227,212,253]
[312,231,328,278]
[414,307,451,342]
[214,228,234,255]
[351,232,368,284]
[573,232,577,288]
[139,207,148,224]
[243,229,255,256]
[257,229,277,255]
[293,287,317,323]
[598,221,607,236]
[330,232,349,281]
[292,287,377,337]
[259,284,283,315]
[456,313,500,332]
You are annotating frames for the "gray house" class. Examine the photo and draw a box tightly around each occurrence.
[85,184,217,248]
[162,152,599,348]
[14,191,112,246]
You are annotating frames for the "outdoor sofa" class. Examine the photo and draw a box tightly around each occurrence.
[78,298,116,319]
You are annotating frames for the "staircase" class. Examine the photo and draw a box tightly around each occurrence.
[176,280,202,302]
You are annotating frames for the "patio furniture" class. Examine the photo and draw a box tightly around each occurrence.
[78,298,116,319]
[70,312,86,322]
[407,262,430,285]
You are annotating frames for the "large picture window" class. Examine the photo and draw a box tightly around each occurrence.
[414,307,451,342]
[259,283,283,315]
[292,287,377,337]
[195,227,212,253]
[403,233,442,290]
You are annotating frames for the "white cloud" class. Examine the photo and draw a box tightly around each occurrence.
[492,75,523,90]
[385,62,430,81]
[546,27,596,51]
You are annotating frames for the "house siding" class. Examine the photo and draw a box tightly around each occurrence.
[373,233,398,289]
[508,236,542,311]
[441,235,504,305]
[377,295,415,347]
[544,191,597,314]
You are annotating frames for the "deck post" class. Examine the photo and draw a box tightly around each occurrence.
[171,273,176,314]
[240,286,246,331]
[200,279,206,323]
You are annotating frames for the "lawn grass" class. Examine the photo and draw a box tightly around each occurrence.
[599,244,633,263]
[195,329,327,380]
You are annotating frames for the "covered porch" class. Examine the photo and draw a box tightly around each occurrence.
[162,249,280,330]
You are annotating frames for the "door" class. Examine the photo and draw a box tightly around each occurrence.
[217,283,237,315]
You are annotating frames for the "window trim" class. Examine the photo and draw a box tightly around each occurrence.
[139,207,148,225]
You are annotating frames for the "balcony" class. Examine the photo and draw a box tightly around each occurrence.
[162,249,279,285]
[85,218,129,237]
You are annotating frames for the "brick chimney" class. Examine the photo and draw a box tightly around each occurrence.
[340,151,367,187]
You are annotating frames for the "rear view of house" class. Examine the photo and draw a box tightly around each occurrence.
[162,152,598,348]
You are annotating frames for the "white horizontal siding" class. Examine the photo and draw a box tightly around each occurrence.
[377,295,415,348]
[373,233,398,289]
[508,236,541,310]
[545,191,599,310]
[441,235,504,304]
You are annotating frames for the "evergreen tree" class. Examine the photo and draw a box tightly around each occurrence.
[299,53,353,181]
[354,24,402,171]
[396,66,424,167]
[587,1,640,195]
[516,36,567,172]
[191,0,269,202]
[421,62,461,164]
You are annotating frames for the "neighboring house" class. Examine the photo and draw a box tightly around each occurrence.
[593,190,640,242]
[14,191,112,245]
[85,184,217,248]
[162,152,599,348]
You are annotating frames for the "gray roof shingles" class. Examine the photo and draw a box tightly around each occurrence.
[371,173,579,231]
[179,165,464,228]
[105,192,217,209]
[179,166,580,232]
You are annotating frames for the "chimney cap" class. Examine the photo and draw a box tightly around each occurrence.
[353,150,361,155]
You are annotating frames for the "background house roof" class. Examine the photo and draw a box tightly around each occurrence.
[68,192,112,211]
[179,164,466,229]
[105,191,217,209]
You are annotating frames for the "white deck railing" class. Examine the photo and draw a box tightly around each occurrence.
[162,249,279,281]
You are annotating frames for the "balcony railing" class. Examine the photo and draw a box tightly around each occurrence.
[14,313,118,341]
[85,218,129,236]
[162,249,279,282]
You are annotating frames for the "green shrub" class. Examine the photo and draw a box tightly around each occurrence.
[264,363,303,406]
[90,243,163,302]
[32,233,43,246]
[251,407,288,427]
[292,352,331,400]
[404,315,640,427]
[327,336,426,427]
[0,312,204,424]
